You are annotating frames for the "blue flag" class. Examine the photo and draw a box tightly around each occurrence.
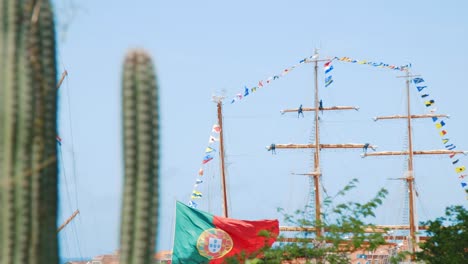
[421,94,429,98]
[325,75,332,83]
[324,65,334,74]
[244,86,249,97]
[417,86,427,92]
[413,77,425,84]
[436,120,446,128]
[325,79,333,88]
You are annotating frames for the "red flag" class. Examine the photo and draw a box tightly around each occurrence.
[211,216,279,262]
[172,202,279,263]
[212,124,221,133]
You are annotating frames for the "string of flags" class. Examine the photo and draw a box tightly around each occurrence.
[333,56,411,72]
[187,54,319,207]
[334,55,467,197]
[324,60,334,88]
[229,54,319,104]
[188,124,221,208]
[322,56,410,90]
[187,53,467,206]
[188,55,321,208]
[410,76,468,198]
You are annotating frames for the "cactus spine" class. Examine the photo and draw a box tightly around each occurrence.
[120,50,159,264]
[0,0,58,264]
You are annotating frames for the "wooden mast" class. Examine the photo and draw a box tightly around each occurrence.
[280,225,428,232]
[373,114,447,121]
[313,51,321,236]
[271,50,373,237]
[216,99,229,218]
[363,149,466,156]
[405,71,417,259]
[281,106,359,113]
[267,143,377,151]
[361,71,465,261]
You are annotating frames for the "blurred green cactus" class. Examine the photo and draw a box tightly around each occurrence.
[0,0,59,264]
[120,49,159,264]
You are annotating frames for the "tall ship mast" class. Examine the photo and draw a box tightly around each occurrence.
[362,70,465,260]
[266,50,376,237]
[214,96,229,218]
[260,52,467,262]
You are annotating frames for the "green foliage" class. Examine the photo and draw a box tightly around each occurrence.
[416,205,468,263]
[224,179,390,264]
[119,49,160,264]
[388,251,410,264]
[0,0,58,264]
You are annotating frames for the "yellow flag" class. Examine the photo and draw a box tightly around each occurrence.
[191,191,203,199]
[205,147,215,153]
[435,123,442,129]
[456,166,466,173]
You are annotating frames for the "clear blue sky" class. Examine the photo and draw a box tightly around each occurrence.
[53,0,468,259]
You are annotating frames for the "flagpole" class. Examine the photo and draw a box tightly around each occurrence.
[216,98,229,218]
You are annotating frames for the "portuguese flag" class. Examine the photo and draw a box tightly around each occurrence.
[172,201,279,263]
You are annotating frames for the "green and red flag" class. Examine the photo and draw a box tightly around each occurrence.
[172,201,279,263]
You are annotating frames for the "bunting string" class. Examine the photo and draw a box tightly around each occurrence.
[333,56,411,71]
[188,55,320,208]
[324,60,334,88]
[332,55,466,198]
[188,124,221,208]
[410,76,468,198]
[229,54,319,104]
[321,56,410,90]
[188,53,467,207]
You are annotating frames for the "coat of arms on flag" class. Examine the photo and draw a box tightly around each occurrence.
[196,228,233,259]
